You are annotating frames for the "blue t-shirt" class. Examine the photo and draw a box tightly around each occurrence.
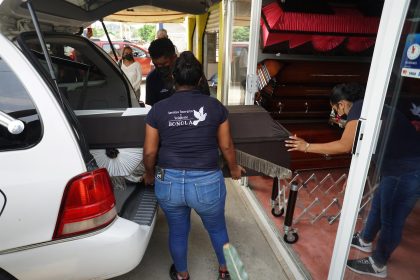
[145,90,228,170]
[347,100,420,176]
[145,69,175,106]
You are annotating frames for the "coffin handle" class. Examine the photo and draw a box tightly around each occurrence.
[304,102,309,113]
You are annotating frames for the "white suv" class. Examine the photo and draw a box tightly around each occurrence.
[0,0,212,279]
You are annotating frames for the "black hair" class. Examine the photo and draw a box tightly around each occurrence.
[173,51,203,87]
[330,83,365,104]
[148,38,175,59]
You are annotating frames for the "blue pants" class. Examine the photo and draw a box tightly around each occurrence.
[154,169,229,273]
[361,169,420,266]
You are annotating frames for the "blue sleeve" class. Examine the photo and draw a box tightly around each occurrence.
[145,105,158,128]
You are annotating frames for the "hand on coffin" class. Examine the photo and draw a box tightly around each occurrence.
[285,135,310,153]
[230,165,246,180]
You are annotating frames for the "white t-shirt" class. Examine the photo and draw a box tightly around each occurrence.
[121,61,142,95]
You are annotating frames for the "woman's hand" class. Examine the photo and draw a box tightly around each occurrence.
[285,135,310,153]
[230,165,246,180]
[143,172,155,186]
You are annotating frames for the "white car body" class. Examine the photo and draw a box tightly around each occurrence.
[0,22,156,280]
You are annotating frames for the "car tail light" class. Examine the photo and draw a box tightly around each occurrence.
[53,168,117,239]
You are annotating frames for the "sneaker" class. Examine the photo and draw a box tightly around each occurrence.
[170,264,190,280]
[218,269,230,280]
[347,257,387,278]
[351,232,372,253]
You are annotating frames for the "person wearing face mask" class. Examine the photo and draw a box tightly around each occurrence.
[286,83,420,278]
[146,38,210,106]
[285,83,363,155]
[120,46,142,101]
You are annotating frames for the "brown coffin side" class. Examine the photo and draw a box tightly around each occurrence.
[258,60,369,171]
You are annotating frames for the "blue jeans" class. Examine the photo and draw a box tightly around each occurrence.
[361,169,420,266]
[154,169,229,273]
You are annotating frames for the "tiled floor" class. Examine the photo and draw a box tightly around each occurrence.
[249,170,420,280]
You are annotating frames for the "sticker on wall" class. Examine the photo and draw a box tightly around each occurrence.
[401,34,420,79]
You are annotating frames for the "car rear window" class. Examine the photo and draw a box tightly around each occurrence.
[20,34,131,110]
[0,57,42,151]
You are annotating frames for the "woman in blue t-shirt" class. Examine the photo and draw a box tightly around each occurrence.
[285,83,420,278]
[143,51,244,280]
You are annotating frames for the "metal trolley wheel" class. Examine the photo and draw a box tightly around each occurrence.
[271,207,284,217]
[283,232,299,244]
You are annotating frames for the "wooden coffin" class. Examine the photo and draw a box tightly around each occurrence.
[76,106,291,178]
[257,60,371,171]
[225,105,291,177]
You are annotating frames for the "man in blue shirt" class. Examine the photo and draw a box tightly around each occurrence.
[146,38,210,106]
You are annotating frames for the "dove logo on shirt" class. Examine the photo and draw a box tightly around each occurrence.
[192,107,207,126]
[168,106,207,127]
